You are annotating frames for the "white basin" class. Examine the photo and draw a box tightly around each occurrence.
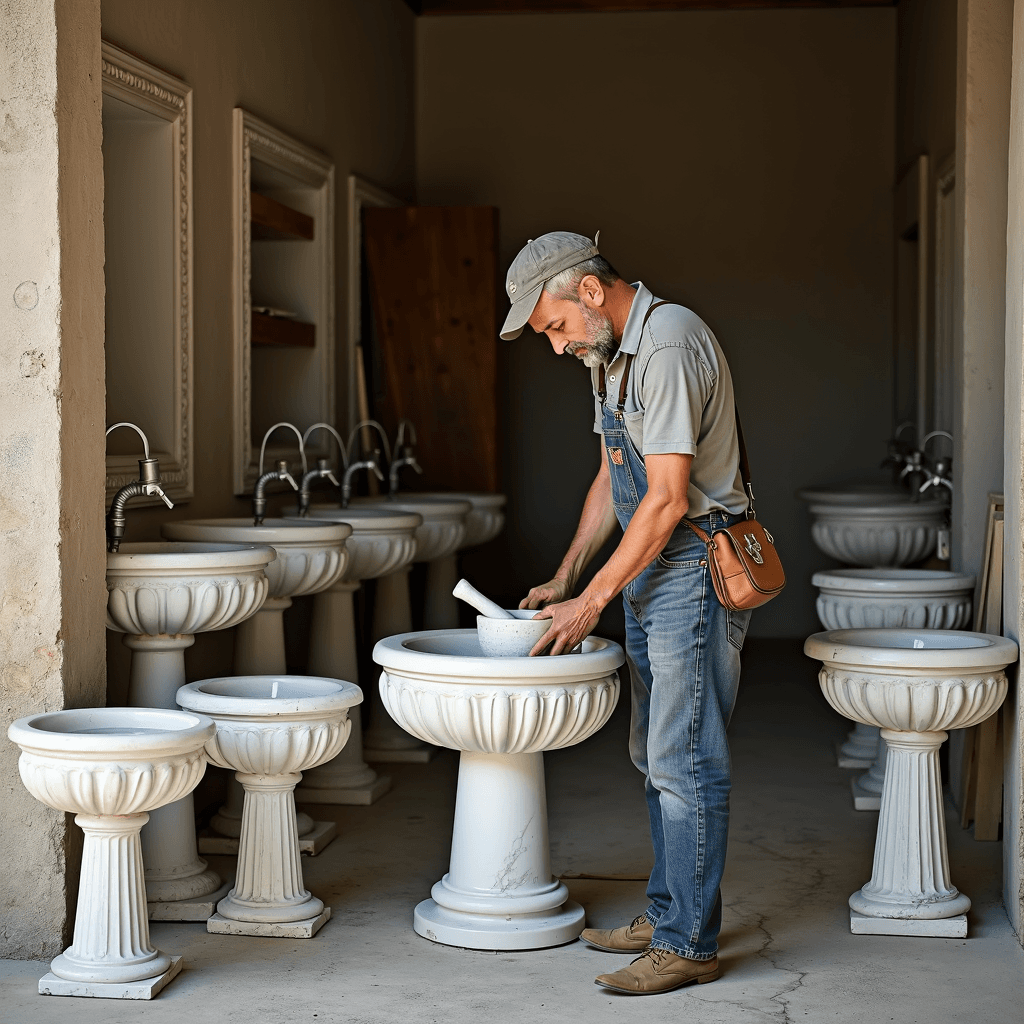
[813,568,975,630]
[805,628,1017,936]
[284,504,421,582]
[107,541,275,635]
[411,491,507,549]
[9,707,215,993]
[176,676,362,938]
[808,501,946,566]
[161,518,351,599]
[373,629,622,950]
[350,495,470,563]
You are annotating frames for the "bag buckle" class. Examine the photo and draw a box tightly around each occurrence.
[743,532,764,565]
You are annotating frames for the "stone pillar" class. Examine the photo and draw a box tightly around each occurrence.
[1002,0,1024,947]
[0,0,107,958]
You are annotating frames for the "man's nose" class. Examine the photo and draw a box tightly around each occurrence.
[550,335,569,355]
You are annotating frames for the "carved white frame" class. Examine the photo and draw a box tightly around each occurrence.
[233,109,335,494]
[346,174,405,432]
[101,42,194,502]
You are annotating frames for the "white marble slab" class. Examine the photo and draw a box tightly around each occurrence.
[38,956,183,999]
[850,910,967,937]
[206,906,331,938]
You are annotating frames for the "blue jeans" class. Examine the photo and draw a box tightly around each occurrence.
[623,510,749,960]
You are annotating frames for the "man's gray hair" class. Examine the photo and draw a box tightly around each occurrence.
[544,255,619,301]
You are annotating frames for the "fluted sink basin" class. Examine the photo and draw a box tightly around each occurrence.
[804,627,1016,935]
[807,501,946,566]
[284,505,421,582]
[350,496,470,563]
[372,628,623,952]
[106,541,275,635]
[798,482,911,505]
[408,491,507,549]
[162,518,350,598]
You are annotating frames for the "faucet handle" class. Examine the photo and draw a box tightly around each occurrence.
[275,460,300,491]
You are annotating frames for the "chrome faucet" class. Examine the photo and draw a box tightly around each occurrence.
[341,451,384,507]
[105,422,174,553]
[253,422,306,525]
[298,423,348,516]
[919,431,954,499]
[389,418,422,496]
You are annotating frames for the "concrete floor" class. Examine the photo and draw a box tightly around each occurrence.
[2,638,1022,1022]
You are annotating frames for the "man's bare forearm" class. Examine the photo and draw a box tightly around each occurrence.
[553,464,618,593]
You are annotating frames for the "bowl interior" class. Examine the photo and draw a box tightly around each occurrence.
[194,676,349,700]
[829,629,991,650]
[27,707,202,735]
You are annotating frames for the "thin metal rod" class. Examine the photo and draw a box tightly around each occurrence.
[259,422,307,478]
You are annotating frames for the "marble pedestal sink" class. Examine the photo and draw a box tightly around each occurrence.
[805,628,1017,936]
[106,541,273,920]
[284,504,421,805]
[412,492,507,630]
[814,569,975,794]
[8,707,215,998]
[162,519,350,853]
[351,496,471,763]
[807,501,946,567]
[176,675,361,938]
[374,629,623,950]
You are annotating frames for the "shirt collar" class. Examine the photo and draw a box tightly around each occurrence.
[611,282,654,361]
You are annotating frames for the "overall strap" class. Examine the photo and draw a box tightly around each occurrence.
[613,300,673,412]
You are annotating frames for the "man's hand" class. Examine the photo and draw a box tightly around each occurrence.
[528,594,603,657]
[519,577,572,610]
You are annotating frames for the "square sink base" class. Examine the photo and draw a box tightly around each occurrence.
[850,910,967,938]
[207,906,331,939]
[835,741,874,769]
[198,821,337,856]
[39,956,183,1000]
[296,776,392,806]
[851,776,882,811]
[148,880,232,921]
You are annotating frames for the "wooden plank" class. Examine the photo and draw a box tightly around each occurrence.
[250,312,315,348]
[973,513,1004,840]
[417,0,896,13]
[251,192,315,241]
[363,205,499,493]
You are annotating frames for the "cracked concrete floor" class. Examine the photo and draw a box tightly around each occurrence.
[2,638,1022,1022]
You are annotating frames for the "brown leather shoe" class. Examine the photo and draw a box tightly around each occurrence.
[580,913,654,953]
[595,947,719,994]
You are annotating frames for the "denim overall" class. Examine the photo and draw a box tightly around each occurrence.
[598,337,750,961]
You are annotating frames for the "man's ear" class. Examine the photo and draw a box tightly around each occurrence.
[577,274,606,308]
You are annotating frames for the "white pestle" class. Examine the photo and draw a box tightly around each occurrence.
[453,579,515,619]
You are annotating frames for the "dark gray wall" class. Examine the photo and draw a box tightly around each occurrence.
[418,8,897,637]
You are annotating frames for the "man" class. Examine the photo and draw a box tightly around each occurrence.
[501,231,751,995]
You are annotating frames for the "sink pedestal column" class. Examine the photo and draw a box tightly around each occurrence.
[416,750,584,950]
[206,597,323,850]
[837,723,880,769]
[124,635,227,920]
[849,728,971,936]
[363,569,437,763]
[852,736,888,811]
[424,554,460,630]
[297,581,391,805]
[208,772,331,938]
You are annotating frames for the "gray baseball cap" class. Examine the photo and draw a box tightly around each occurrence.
[500,230,601,340]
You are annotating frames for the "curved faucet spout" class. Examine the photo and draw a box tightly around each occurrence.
[347,419,392,466]
[104,422,174,552]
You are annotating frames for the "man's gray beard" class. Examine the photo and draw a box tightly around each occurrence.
[575,310,618,368]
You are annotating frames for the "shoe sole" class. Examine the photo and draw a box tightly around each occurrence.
[594,969,720,994]
[581,938,652,954]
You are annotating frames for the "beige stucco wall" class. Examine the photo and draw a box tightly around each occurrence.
[0,0,106,958]
[99,0,417,690]
[416,8,896,637]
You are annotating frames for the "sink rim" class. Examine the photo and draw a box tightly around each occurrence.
[805,628,1018,670]
[403,490,507,510]
[811,568,976,595]
[283,505,423,531]
[162,517,352,545]
[8,706,215,758]
[177,675,363,718]
[107,541,276,570]
[374,628,625,680]
[350,495,472,519]
[797,483,911,505]
[808,502,948,518]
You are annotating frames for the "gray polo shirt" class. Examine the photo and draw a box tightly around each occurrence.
[592,282,748,519]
